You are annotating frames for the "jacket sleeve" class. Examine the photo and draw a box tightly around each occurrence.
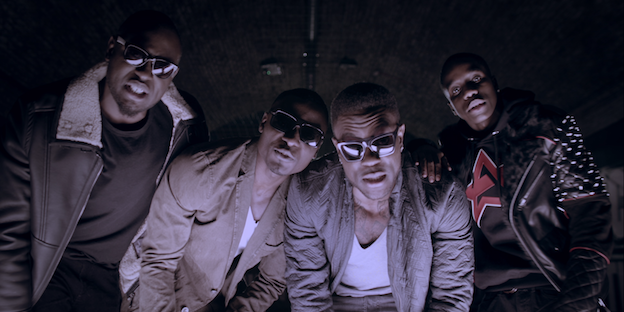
[0,101,33,312]
[427,180,474,312]
[283,177,333,312]
[548,114,612,311]
[226,245,287,312]
[139,158,197,312]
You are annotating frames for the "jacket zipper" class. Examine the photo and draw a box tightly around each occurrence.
[507,156,560,292]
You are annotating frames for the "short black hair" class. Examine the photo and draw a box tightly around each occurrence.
[440,53,493,87]
[272,88,328,124]
[330,82,399,127]
[117,10,180,42]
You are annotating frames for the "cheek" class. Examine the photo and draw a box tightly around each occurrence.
[341,162,359,180]
[450,99,465,110]
[153,80,172,97]
[297,146,317,166]
[385,153,402,174]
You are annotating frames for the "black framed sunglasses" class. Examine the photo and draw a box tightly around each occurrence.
[116,36,179,79]
[336,126,399,162]
[269,110,324,148]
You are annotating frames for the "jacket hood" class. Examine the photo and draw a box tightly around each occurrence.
[56,61,197,148]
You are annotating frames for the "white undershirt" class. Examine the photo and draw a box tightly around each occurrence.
[334,228,392,297]
[236,206,259,256]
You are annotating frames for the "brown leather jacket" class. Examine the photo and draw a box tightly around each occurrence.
[0,63,207,312]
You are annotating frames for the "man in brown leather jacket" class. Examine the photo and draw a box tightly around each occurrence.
[0,11,207,312]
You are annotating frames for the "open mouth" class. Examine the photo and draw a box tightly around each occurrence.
[125,81,148,96]
[362,172,386,184]
[274,148,294,160]
[467,99,486,113]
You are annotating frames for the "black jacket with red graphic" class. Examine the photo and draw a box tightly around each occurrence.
[437,88,612,311]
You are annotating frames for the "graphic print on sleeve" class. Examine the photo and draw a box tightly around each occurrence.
[466,149,503,228]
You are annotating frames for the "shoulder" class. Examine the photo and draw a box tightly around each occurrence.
[177,88,204,119]
[293,152,343,189]
[289,153,344,211]
[183,137,251,161]
[502,88,566,133]
[167,138,252,188]
[403,160,466,214]
[15,78,73,112]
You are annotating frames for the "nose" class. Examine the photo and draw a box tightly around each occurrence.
[360,146,381,165]
[283,126,301,147]
[463,87,478,100]
[135,60,154,79]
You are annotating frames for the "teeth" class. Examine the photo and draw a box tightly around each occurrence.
[468,100,484,111]
[129,84,146,94]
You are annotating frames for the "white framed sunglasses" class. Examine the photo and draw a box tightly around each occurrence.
[335,126,399,162]
[116,36,179,79]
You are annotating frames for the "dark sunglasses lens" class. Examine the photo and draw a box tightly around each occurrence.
[371,134,396,157]
[271,112,296,133]
[153,60,177,78]
[299,126,322,147]
[124,46,147,66]
[340,143,364,161]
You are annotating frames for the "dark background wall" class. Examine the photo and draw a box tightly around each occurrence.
[1,0,622,309]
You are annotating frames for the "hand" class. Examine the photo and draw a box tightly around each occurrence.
[413,145,451,183]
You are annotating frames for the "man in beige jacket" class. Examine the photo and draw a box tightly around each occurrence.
[138,88,328,312]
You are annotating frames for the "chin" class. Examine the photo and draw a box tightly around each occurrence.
[267,162,294,176]
[359,186,392,200]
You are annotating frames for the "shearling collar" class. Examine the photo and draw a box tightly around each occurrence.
[56,61,197,148]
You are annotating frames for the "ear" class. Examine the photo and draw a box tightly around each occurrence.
[397,124,406,147]
[259,112,269,133]
[446,102,458,116]
[105,36,116,61]
[491,75,499,91]
[169,70,179,80]
[332,137,344,163]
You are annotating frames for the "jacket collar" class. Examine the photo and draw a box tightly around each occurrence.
[56,61,197,148]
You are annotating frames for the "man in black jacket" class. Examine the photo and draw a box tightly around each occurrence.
[0,10,208,312]
[409,53,612,311]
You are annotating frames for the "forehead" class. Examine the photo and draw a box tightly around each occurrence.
[124,28,182,63]
[443,63,488,87]
[334,108,397,140]
[277,102,327,130]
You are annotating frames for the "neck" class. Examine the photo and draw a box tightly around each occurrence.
[469,101,503,132]
[250,151,288,220]
[253,152,288,192]
[352,187,391,214]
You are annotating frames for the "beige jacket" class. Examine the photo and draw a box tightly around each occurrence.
[139,139,288,312]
